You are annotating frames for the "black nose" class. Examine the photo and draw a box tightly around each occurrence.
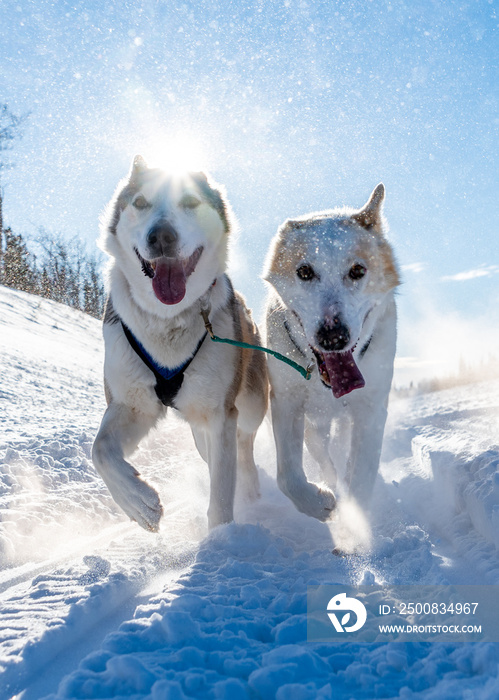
[147,221,178,257]
[316,317,350,351]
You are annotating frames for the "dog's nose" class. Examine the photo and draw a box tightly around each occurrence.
[147,221,178,257]
[316,317,350,352]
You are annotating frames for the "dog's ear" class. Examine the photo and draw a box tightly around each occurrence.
[191,171,208,184]
[352,183,385,230]
[129,155,148,181]
[282,219,309,233]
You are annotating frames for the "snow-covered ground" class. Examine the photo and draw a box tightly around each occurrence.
[1,284,499,700]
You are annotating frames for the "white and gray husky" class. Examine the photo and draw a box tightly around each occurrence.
[264,184,400,520]
[92,156,268,532]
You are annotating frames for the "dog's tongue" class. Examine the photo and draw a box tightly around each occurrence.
[152,258,186,305]
[323,350,365,399]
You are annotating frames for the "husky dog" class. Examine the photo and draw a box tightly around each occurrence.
[92,156,268,532]
[264,184,399,520]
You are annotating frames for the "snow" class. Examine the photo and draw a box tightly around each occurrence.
[1,284,499,699]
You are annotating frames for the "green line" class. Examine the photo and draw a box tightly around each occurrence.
[209,334,312,380]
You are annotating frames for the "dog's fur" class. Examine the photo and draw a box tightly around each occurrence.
[264,184,400,519]
[92,156,268,531]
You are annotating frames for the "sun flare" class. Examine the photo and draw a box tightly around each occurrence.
[141,133,209,175]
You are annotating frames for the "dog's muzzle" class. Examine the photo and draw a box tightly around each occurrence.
[311,316,365,398]
[315,317,350,352]
[147,221,178,259]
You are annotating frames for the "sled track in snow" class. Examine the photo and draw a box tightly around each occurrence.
[0,502,197,700]
[0,523,137,595]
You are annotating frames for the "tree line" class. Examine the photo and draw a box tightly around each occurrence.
[392,353,499,398]
[0,103,105,318]
[0,227,106,318]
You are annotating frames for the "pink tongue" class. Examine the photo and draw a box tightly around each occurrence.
[152,258,186,305]
[323,350,365,399]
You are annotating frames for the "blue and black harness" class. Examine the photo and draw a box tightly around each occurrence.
[121,321,206,408]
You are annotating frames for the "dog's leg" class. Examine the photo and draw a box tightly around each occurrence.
[236,429,261,501]
[205,409,238,528]
[345,401,388,507]
[92,402,163,532]
[304,416,337,489]
[330,412,352,480]
[271,392,336,520]
[191,426,208,463]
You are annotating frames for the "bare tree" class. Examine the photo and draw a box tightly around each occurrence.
[0,104,28,274]
[34,228,106,317]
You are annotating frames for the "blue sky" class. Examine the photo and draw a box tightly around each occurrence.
[1,0,498,384]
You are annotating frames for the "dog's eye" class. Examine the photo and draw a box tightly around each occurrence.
[133,195,150,210]
[180,194,201,210]
[348,263,367,280]
[296,264,316,281]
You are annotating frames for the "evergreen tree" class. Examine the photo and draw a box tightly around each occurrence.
[39,265,51,300]
[2,228,34,292]
[83,256,105,318]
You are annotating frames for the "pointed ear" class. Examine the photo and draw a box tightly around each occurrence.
[281,219,309,234]
[352,183,385,230]
[191,171,208,184]
[129,154,148,180]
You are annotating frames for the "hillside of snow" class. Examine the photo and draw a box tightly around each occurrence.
[1,284,499,699]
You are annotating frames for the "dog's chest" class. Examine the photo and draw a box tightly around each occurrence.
[304,374,350,418]
[142,317,203,368]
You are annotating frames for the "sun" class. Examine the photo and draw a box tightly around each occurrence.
[142,132,209,175]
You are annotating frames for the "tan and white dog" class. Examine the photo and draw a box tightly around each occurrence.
[264,184,400,520]
[92,156,268,532]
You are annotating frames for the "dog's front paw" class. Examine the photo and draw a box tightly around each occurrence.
[113,474,163,532]
[279,476,336,521]
[307,485,337,522]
